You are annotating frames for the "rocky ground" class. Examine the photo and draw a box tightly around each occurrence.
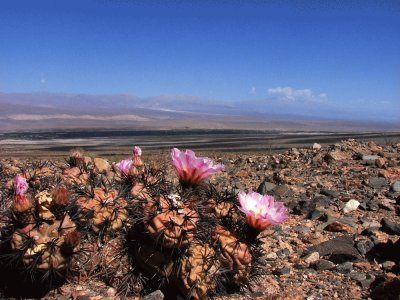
[1,138,400,300]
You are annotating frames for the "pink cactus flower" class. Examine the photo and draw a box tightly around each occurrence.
[171,148,224,187]
[133,146,143,166]
[115,159,134,176]
[238,191,288,231]
[133,146,142,157]
[13,174,28,196]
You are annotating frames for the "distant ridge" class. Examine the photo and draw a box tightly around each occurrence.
[0,91,398,132]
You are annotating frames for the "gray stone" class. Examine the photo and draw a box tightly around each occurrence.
[143,290,164,300]
[310,209,325,220]
[293,225,312,235]
[336,261,353,274]
[360,274,376,289]
[276,248,290,258]
[304,235,361,263]
[362,155,380,161]
[273,266,290,276]
[313,259,335,271]
[391,181,400,192]
[366,199,379,211]
[320,188,338,198]
[381,218,400,235]
[349,271,366,282]
[368,177,387,189]
[272,184,293,198]
[356,240,374,255]
[358,202,368,210]
[257,180,276,195]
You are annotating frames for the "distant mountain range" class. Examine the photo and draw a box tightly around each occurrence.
[0,92,398,132]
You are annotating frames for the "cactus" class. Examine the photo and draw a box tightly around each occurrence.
[127,148,289,298]
[213,225,252,284]
[97,236,143,296]
[144,194,199,248]
[75,187,128,236]
[0,147,289,299]
[0,174,81,297]
[176,242,220,299]
[10,216,80,271]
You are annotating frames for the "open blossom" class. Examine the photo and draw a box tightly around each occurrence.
[171,148,224,187]
[13,174,28,196]
[238,191,288,231]
[115,159,134,176]
[133,146,143,166]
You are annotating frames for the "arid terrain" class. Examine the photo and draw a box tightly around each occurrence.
[1,129,400,158]
[1,133,400,299]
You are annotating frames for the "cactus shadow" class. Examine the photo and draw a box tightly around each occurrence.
[0,265,67,298]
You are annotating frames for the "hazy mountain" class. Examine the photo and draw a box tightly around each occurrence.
[0,92,398,132]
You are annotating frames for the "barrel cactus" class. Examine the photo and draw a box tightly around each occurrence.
[1,174,81,290]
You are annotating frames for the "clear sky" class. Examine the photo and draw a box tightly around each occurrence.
[0,0,399,121]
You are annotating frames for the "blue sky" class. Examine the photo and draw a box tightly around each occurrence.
[0,0,399,121]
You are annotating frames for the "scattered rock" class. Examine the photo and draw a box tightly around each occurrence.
[362,155,380,161]
[377,196,396,211]
[272,184,293,199]
[143,290,164,300]
[293,225,311,235]
[257,181,276,195]
[349,271,366,282]
[360,273,376,289]
[276,248,290,258]
[391,181,400,192]
[366,199,380,211]
[264,252,278,260]
[380,218,400,235]
[320,188,338,198]
[326,150,350,161]
[273,266,291,276]
[304,236,361,263]
[368,177,387,189]
[375,157,386,168]
[324,221,354,233]
[343,199,360,214]
[336,261,353,274]
[313,259,335,271]
[379,167,400,181]
[356,240,374,255]
[304,252,320,264]
[312,143,322,151]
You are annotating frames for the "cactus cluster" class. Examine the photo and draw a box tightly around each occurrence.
[123,148,288,299]
[0,173,81,296]
[0,146,288,299]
